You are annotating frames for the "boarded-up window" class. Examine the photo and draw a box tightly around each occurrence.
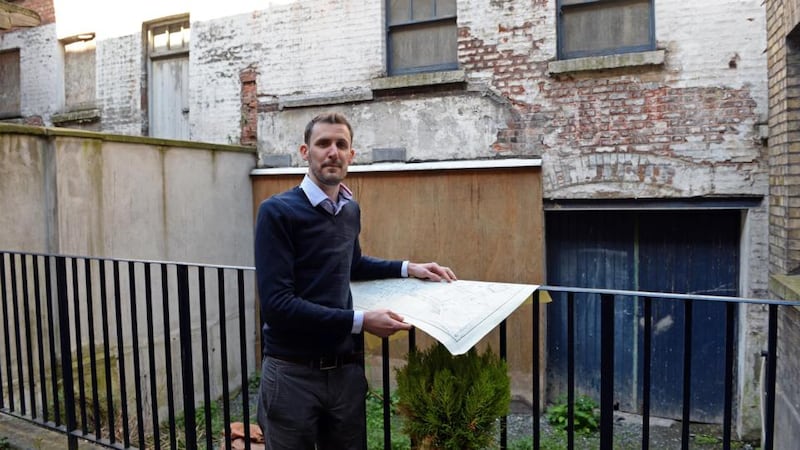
[387,0,458,75]
[0,49,21,118]
[63,36,96,110]
[558,0,654,60]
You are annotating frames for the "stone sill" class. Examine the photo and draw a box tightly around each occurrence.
[51,108,101,125]
[548,50,666,75]
[770,275,800,310]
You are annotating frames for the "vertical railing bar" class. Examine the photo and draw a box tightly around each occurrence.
[408,327,416,354]
[128,262,145,449]
[56,256,78,450]
[499,319,508,450]
[98,260,115,444]
[177,264,197,450]
[599,293,615,450]
[642,297,652,450]
[532,290,541,450]
[566,291,575,450]
[722,302,735,450]
[763,304,778,450]
[161,264,177,450]
[407,328,417,450]
[680,299,693,449]
[237,269,251,450]
[71,257,86,432]
[113,261,131,447]
[33,256,49,422]
[44,256,60,426]
[84,259,101,438]
[21,255,38,418]
[382,337,391,450]
[10,255,26,414]
[218,268,232,450]
[197,268,212,450]
[0,253,7,410]
[144,263,161,448]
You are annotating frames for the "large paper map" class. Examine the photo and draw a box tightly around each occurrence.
[351,279,539,355]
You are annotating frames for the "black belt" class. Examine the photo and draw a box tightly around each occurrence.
[269,353,363,370]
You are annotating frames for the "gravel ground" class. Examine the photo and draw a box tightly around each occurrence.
[228,388,759,449]
[503,411,759,450]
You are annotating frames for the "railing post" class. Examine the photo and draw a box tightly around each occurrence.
[599,293,614,450]
[499,319,507,450]
[382,337,391,450]
[177,264,197,450]
[55,257,78,450]
[763,304,778,450]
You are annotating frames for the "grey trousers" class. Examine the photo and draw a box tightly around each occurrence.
[257,356,368,450]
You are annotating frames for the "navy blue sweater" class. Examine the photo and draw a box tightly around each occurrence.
[254,186,402,358]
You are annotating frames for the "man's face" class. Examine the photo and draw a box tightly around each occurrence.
[300,122,355,188]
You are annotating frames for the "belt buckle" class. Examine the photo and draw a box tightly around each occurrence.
[319,356,339,370]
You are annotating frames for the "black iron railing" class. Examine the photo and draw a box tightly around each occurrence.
[1,250,798,449]
[0,251,257,450]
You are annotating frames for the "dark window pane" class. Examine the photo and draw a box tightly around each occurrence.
[390,21,457,73]
[562,0,651,57]
[0,50,21,117]
[436,0,457,17]
[412,0,434,20]
[390,0,411,24]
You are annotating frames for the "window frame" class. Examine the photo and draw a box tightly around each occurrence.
[386,0,459,76]
[556,0,655,60]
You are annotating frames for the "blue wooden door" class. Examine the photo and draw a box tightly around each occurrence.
[545,210,739,422]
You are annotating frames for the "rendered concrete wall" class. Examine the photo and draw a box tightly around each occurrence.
[0,124,257,427]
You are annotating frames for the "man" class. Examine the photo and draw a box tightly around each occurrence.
[254,112,456,450]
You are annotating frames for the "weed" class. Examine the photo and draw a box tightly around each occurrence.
[546,395,600,434]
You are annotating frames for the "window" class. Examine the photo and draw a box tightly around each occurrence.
[0,49,21,118]
[387,0,458,75]
[62,33,96,111]
[557,0,654,60]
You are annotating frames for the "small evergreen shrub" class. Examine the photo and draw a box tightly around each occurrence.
[395,344,510,450]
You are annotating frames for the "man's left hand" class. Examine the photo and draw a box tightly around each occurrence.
[408,262,457,282]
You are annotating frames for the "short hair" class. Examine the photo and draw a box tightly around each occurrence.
[303,112,354,146]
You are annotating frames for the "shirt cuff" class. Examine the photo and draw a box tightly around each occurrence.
[401,261,409,278]
[352,310,364,334]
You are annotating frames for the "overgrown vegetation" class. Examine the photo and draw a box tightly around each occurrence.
[546,395,600,434]
[395,344,510,450]
[366,390,410,450]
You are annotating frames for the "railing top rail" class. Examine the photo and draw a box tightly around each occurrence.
[0,250,256,272]
[4,250,798,307]
[540,285,800,307]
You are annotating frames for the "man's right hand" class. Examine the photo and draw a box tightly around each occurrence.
[363,309,412,338]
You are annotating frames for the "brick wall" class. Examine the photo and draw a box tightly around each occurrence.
[767,0,800,448]
[0,23,62,123]
[95,35,142,135]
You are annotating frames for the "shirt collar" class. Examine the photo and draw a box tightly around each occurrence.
[300,174,353,207]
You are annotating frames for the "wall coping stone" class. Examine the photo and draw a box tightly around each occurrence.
[251,157,542,176]
[0,123,257,154]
